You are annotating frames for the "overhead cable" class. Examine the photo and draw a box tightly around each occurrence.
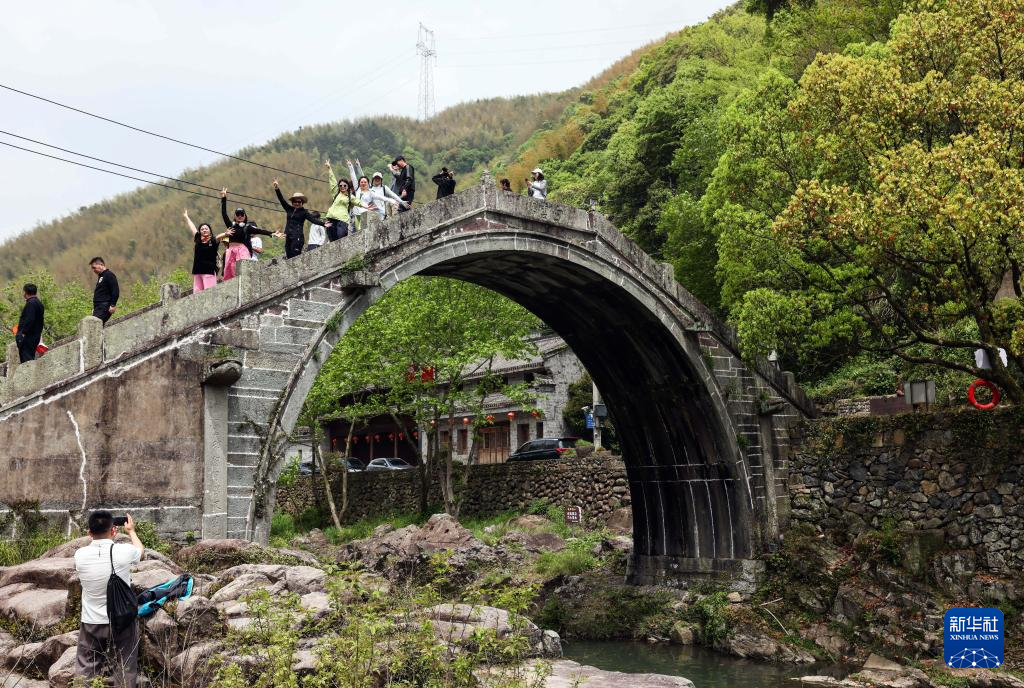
[0,82,322,183]
[0,139,285,214]
[0,128,283,208]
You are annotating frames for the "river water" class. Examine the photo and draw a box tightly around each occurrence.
[562,640,849,687]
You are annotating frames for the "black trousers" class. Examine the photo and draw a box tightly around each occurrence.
[325,219,349,241]
[16,336,38,363]
[76,621,139,688]
[93,303,112,323]
[285,232,304,258]
[398,191,414,212]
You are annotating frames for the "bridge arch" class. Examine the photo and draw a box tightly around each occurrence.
[0,181,812,581]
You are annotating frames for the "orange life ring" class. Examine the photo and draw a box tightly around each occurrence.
[968,379,1001,410]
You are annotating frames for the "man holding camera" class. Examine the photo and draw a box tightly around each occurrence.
[432,167,456,199]
[74,511,144,688]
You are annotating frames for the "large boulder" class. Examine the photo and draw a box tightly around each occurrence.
[45,646,77,688]
[507,515,553,532]
[0,558,76,589]
[172,595,224,645]
[605,507,633,535]
[177,539,260,570]
[143,608,179,670]
[0,674,48,688]
[485,659,695,687]
[718,633,816,664]
[423,603,549,655]
[209,573,278,604]
[0,584,69,628]
[131,559,182,593]
[3,631,78,677]
[169,639,224,687]
[340,514,495,580]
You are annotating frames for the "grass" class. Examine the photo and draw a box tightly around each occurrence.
[0,528,71,566]
[535,542,598,578]
[325,511,430,544]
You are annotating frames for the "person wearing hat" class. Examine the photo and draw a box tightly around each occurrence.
[369,169,408,218]
[273,179,325,259]
[391,155,416,212]
[525,168,547,200]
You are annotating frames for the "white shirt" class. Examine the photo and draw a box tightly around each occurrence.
[308,224,325,246]
[74,540,142,624]
[250,236,263,260]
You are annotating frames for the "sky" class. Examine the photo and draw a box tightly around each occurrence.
[0,1,732,243]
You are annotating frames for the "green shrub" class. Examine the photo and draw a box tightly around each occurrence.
[134,520,172,555]
[535,540,598,578]
[270,513,297,542]
[694,591,731,645]
[296,506,324,532]
[526,499,552,516]
[0,529,71,567]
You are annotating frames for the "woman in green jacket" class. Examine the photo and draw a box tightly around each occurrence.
[323,159,374,240]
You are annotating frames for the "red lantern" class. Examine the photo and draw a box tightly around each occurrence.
[507,412,515,420]
[398,432,405,440]
[485,415,495,424]
[331,437,337,448]
[374,434,381,442]
[352,435,359,444]
[413,431,419,439]
[531,410,540,418]
[462,417,470,425]
[389,433,395,441]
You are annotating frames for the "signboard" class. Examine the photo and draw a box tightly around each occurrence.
[564,506,582,525]
[584,412,594,429]
[945,608,1004,669]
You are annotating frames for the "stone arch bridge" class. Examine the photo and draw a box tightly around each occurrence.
[0,181,813,582]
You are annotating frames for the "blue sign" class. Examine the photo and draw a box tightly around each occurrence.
[584,412,594,429]
[944,608,1004,669]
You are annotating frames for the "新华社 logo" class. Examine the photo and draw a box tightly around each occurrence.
[944,608,1004,669]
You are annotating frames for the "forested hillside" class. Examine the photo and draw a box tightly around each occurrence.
[5,0,1023,405]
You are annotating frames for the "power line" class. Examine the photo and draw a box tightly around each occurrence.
[438,56,617,69]
[0,129,282,208]
[0,139,285,215]
[453,19,691,41]
[0,82,322,184]
[446,37,658,55]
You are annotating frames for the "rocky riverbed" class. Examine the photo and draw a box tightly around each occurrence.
[0,508,1021,687]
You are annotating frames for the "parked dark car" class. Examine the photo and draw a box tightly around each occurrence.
[365,457,413,471]
[298,456,364,475]
[507,437,578,462]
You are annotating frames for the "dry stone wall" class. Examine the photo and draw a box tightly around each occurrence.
[276,454,630,524]
[788,407,1024,577]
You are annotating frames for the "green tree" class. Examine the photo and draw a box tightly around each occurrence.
[305,277,540,516]
[724,0,1024,401]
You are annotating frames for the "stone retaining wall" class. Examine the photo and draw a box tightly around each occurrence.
[276,453,630,524]
[788,407,1024,577]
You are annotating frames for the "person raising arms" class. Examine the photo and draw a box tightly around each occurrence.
[323,159,374,240]
[183,209,227,292]
[272,179,324,259]
[219,188,283,279]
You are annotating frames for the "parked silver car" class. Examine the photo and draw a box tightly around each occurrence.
[365,457,413,471]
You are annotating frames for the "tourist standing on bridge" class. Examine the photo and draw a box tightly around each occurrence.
[273,179,324,259]
[392,156,415,211]
[306,211,325,251]
[499,178,512,192]
[15,283,43,363]
[526,168,547,199]
[219,189,283,279]
[89,258,120,324]
[183,210,223,293]
[74,510,144,688]
[370,171,407,218]
[323,160,374,240]
[432,167,456,199]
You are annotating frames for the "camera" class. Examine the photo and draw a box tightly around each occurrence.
[112,516,128,526]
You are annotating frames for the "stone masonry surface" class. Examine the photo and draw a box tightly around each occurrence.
[276,454,631,524]
[788,407,1024,577]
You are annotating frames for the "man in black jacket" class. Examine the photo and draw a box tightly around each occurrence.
[392,156,415,212]
[16,283,44,363]
[273,179,324,259]
[89,257,120,324]
[432,168,456,199]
